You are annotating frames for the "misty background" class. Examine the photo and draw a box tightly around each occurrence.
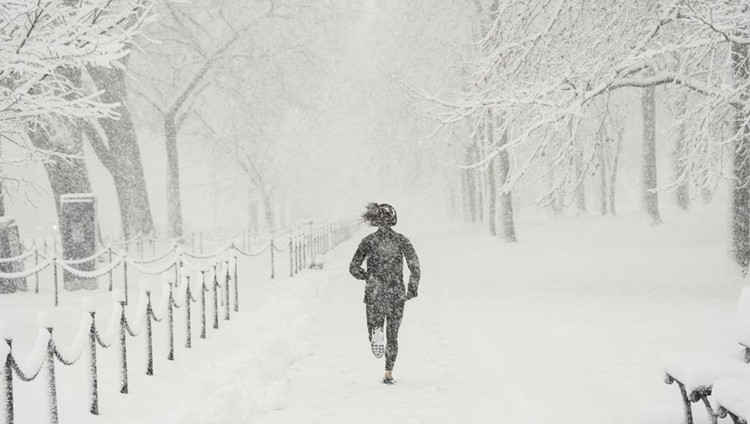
[1,0,744,267]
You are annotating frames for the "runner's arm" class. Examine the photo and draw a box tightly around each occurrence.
[349,239,369,280]
[402,237,420,298]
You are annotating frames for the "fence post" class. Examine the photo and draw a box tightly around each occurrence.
[107,246,113,292]
[174,255,180,293]
[224,262,230,321]
[33,246,39,294]
[3,339,14,424]
[289,235,293,278]
[295,236,300,274]
[328,224,333,252]
[185,275,192,348]
[87,310,99,415]
[52,257,58,307]
[145,289,153,376]
[167,281,174,361]
[138,234,144,261]
[233,256,239,313]
[301,235,307,270]
[270,239,275,280]
[122,256,129,306]
[199,232,204,254]
[212,266,219,330]
[44,327,59,424]
[200,271,207,339]
[118,299,128,394]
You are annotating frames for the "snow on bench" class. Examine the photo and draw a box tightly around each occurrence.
[662,284,750,424]
[714,375,750,424]
[663,352,747,396]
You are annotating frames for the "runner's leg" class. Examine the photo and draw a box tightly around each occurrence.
[366,302,385,342]
[385,300,405,371]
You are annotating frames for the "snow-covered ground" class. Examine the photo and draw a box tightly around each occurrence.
[0,206,744,424]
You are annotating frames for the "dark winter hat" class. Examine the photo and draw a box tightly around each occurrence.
[361,203,398,227]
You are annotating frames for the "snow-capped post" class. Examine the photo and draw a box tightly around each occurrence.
[52,256,59,307]
[167,280,175,361]
[212,265,219,330]
[83,299,99,415]
[328,224,333,253]
[149,236,156,257]
[184,273,192,348]
[122,254,129,306]
[40,312,59,424]
[233,256,239,312]
[292,235,297,275]
[295,235,301,274]
[34,248,39,294]
[3,349,12,424]
[224,261,231,321]
[114,290,128,394]
[2,322,14,424]
[302,234,307,270]
[288,234,293,278]
[143,281,154,376]
[312,228,317,260]
[137,233,144,261]
[199,231,204,254]
[173,252,180,292]
[270,238,275,279]
[107,246,113,292]
[200,269,207,339]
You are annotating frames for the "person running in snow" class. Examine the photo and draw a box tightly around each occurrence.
[349,203,421,385]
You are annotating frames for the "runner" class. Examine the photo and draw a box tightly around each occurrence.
[349,203,421,384]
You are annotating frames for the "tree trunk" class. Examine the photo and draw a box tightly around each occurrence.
[598,130,608,215]
[165,114,183,237]
[574,148,587,214]
[29,116,97,291]
[262,194,274,233]
[86,66,154,238]
[448,172,458,220]
[464,145,479,223]
[496,129,517,242]
[674,93,690,211]
[642,81,662,224]
[476,173,484,222]
[609,133,622,216]
[486,112,497,236]
[487,159,497,236]
[731,41,750,269]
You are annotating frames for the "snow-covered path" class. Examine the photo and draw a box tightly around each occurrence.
[254,211,740,424]
[259,236,518,424]
[4,211,741,424]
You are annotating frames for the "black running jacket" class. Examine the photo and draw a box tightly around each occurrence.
[349,227,421,304]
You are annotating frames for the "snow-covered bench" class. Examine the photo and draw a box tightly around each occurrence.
[714,375,750,424]
[663,285,750,424]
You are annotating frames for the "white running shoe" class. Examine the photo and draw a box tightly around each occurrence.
[371,328,384,358]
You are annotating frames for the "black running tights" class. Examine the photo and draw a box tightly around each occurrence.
[366,300,405,372]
